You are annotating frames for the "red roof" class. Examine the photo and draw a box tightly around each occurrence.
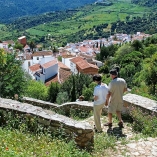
[76,60,90,69]
[25,54,32,60]
[77,60,98,70]
[29,64,40,72]
[41,59,57,69]
[24,45,30,49]
[45,68,72,86]
[59,68,72,83]
[62,54,75,58]
[45,74,58,86]
[33,51,53,56]
[3,40,14,45]
[70,56,84,64]
[79,46,92,53]
[58,61,70,70]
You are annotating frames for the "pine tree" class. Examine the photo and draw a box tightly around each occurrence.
[48,82,60,103]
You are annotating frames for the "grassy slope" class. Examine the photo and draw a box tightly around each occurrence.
[26,1,151,45]
[0,128,90,157]
[0,0,152,44]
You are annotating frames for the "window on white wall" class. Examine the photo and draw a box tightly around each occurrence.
[28,61,31,67]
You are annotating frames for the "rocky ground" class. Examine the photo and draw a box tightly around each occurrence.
[83,116,157,157]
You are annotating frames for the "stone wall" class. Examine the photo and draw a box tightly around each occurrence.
[0,98,94,149]
[123,94,157,116]
[0,94,157,149]
[23,97,108,115]
[23,94,157,116]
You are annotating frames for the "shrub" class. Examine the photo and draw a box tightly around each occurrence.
[130,106,157,137]
[25,80,48,101]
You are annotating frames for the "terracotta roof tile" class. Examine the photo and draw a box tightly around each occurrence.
[33,51,53,56]
[58,61,70,70]
[70,56,84,64]
[45,68,72,86]
[45,74,58,86]
[76,60,90,69]
[24,45,30,49]
[59,68,72,83]
[79,53,93,59]
[29,64,41,72]
[62,54,75,58]
[42,59,57,69]
[25,54,32,60]
[88,63,99,69]
[79,46,92,53]
[76,60,98,70]
[3,40,14,45]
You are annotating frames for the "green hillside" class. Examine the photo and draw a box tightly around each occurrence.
[0,0,96,23]
[0,0,157,46]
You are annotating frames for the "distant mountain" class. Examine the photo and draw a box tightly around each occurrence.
[131,0,157,7]
[0,0,96,23]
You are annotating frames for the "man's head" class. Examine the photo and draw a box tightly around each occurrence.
[109,69,118,79]
[79,95,84,101]
[93,74,102,82]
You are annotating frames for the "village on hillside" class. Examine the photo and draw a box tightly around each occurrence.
[0,32,151,86]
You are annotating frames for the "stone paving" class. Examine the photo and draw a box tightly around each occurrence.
[84,116,157,157]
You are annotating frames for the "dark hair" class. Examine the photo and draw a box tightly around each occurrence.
[109,69,118,75]
[114,66,120,73]
[93,74,102,81]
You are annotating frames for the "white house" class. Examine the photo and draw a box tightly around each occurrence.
[22,53,33,73]
[93,59,103,67]
[28,56,58,83]
[34,59,58,83]
[21,51,54,77]
[29,63,41,79]
[0,40,15,50]
[70,56,85,74]
[24,45,31,52]
[62,54,75,68]
[32,51,53,64]
[0,42,3,49]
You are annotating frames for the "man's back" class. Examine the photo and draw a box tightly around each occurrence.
[109,78,127,104]
[93,83,108,105]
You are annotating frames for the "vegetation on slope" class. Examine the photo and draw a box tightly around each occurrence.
[0,0,155,47]
[0,0,96,23]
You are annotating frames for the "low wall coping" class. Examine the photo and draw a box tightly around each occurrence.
[123,93,157,114]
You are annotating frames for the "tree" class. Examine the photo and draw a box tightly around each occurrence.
[71,75,76,102]
[143,44,157,58]
[25,80,48,100]
[56,92,69,105]
[113,44,134,63]
[53,46,59,53]
[29,40,36,52]
[112,50,143,87]
[100,46,110,61]
[59,73,92,102]
[0,49,27,98]
[82,82,96,101]
[47,82,60,103]
[0,48,7,65]
[142,53,157,95]
[131,40,143,51]
[14,42,23,50]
